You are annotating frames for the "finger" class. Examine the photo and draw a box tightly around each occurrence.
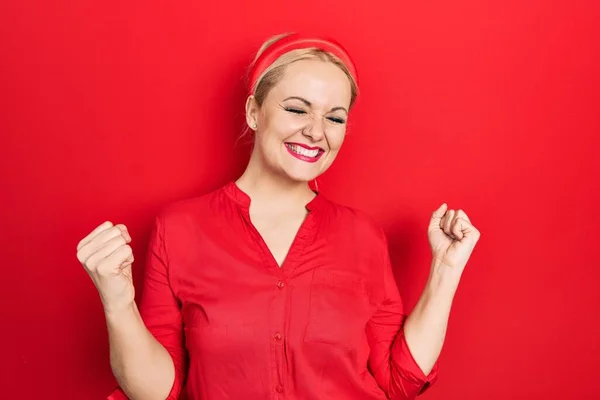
[454,210,480,242]
[90,226,126,249]
[450,217,465,240]
[97,245,133,276]
[83,235,128,269]
[91,224,129,249]
[121,253,134,268]
[457,217,482,243]
[78,226,124,263]
[114,224,131,243]
[77,221,113,251]
[463,221,481,242]
[455,209,471,224]
[443,209,455,237]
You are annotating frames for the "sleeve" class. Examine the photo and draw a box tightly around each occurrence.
[107,214,187,400]
[366,230,439,400]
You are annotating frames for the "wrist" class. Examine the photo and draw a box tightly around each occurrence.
[427,259,462,294]
[104,300,137,324]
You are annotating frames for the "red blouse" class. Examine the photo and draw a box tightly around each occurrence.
[108,182,438,400]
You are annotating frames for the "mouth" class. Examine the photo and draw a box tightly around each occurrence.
[285,143,325,163]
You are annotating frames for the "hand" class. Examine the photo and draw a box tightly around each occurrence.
[77,221,135,313]
[427,204,481,276]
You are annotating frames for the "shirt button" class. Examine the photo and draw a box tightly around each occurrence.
[277,280,285,289]
[274,332,282,341]
[276,385,283,393]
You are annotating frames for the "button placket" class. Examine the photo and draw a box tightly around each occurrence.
[270,274,288,399]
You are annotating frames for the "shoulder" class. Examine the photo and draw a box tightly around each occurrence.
[320,197,390,284]
[322,197,387,246]
[153,184,232,230]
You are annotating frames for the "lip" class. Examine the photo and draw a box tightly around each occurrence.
[287,142,324,151]
[285,142,325,163]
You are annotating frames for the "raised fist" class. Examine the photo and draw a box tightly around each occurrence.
[77,221,135,313]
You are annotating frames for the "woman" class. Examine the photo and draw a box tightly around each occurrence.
[77,33,481,400]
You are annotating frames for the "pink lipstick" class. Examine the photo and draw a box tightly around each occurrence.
[284,143,324,163]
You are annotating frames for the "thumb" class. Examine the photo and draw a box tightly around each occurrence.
[432,203,448,220]
[428,203,448,230]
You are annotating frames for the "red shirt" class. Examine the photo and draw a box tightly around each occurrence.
[108,182,438,400]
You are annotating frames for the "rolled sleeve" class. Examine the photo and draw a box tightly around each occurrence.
[367,229,439,399]
[390,320,439,397]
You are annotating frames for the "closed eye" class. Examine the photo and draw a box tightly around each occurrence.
[328,117,346,124]
[285,107,306,115]
[285,107,346,124]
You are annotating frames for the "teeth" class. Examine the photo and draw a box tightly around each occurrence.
[288,144,319,157]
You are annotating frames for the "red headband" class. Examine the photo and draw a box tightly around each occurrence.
[247,33,358,94]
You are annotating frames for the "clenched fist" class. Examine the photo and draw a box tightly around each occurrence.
[428,203,481,277]
[77,221,135,313]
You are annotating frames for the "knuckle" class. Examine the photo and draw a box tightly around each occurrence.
[105,229,123,243]
[96,261,114,276]
[84,254,98,268]
[78,254,91,267]
[95,268,110,278]
[84,259,96,271]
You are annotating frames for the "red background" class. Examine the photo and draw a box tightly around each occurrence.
[1,0,599,399]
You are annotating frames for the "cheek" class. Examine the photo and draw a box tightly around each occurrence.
[327,130,346,151]
[269,113,304,138]
[256,129,287,159]
[257,134,279,157]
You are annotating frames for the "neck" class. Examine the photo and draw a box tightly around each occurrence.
[236,155,315,213]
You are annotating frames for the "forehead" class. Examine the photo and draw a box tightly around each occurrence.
[269,59,352,107]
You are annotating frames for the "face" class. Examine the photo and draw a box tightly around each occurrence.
[246,58,352,183]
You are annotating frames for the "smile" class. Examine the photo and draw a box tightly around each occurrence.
[285,143,324,163]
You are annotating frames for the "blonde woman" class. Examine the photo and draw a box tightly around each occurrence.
[77,33,481,400]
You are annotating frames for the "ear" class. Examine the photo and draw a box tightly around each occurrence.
[245,95,259,130]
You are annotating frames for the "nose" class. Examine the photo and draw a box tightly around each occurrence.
[302,117,325,142]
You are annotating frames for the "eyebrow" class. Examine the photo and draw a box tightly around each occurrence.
[283,96,348,115]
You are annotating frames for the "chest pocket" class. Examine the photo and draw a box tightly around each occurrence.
[303,269,374,347]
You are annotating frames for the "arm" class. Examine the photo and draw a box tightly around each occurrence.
[403,261,459,377]
[404,203,480,381]
[107,215,186,400]
[367,232,440,400]
[368,204,480,399]
[106,303,177,400]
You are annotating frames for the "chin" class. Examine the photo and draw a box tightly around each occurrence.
[283,173,317,183]
[280,167,320,183]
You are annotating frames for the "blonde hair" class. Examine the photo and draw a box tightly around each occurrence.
[249,33,359,108]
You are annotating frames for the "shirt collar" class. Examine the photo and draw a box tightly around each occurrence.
[223,181,326,212]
